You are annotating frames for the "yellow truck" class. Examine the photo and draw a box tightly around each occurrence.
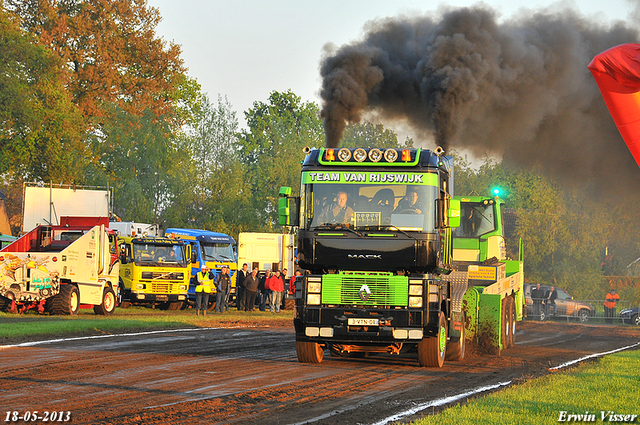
[118,235,191,310]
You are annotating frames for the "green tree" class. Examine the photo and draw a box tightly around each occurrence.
[238,90,324,229]
[6,0,186,126]
[0,7,85,182]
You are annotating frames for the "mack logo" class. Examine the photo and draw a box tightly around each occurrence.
[348,254,382,260]
[358,284,371,302]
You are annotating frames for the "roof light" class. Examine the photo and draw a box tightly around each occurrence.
[338,148,351,162]
[353,148,367,162]
[384,149,398,162]
[369,148,383,162]
[402,149,411,161]
[325,149,335,161]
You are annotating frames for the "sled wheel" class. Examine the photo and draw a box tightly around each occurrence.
[93,286,116,315]
[296,340,324,364]
[47,285,79,315]
[418,312,447,367]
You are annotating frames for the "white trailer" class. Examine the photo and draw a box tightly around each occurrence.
[237,232,295,273]
[22,183,111,233]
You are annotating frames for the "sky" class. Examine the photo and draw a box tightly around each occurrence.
[146,0,636,137]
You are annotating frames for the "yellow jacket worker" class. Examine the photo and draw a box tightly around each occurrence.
[195,265,212,315]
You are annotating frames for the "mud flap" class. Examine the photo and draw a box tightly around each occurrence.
[463,287,504,355]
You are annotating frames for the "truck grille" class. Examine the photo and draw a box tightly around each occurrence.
[141,272,184,280]
[321,273,408,306]
[151,282,177,293]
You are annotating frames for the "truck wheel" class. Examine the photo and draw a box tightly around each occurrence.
[93,286,116,315]
[418,312,447,367]
[296,340,324,364]
[508,297,517,348]
[47,285,79,315]
[159,301,183,311]
[445,312,466,361]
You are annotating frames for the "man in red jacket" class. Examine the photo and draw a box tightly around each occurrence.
[269,270,285,313]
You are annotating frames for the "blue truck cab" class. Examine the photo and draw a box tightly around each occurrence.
[165,228,237,307]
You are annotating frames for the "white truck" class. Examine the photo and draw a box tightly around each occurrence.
[237,232,295,274]
[0,217,119,315]
[109,221,160,237]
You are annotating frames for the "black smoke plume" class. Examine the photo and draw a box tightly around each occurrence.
[320,5,640,186]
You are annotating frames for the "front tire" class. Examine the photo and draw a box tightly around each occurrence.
[296,340,324,364]
[93,286,116,315]
[418,312,447,367]
[46,285,79,315]
[445,312,466,361]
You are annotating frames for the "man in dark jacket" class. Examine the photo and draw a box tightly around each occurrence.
[242,266,260,312]
[215,266,231,313]
[531,283,544,319]
[236,263,249,311]
[545,286,557,317]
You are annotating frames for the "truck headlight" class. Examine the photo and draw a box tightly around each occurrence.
[307,293,321,305]
[409,285,423,296]
[136,283,146,290]
[179,285,187,291]
[307,282,321,293]
[409,296,423,308]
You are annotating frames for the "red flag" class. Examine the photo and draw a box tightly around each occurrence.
[589,44,640,167]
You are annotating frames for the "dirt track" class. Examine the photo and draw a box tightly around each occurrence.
[1,321,639,424]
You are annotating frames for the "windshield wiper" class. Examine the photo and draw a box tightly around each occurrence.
[316,223,363,237]
[377,225,416,239]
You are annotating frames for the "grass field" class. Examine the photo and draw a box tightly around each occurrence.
[413,348,640,425]
[0,306,294,344]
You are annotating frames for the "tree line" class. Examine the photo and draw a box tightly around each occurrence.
[2,1,639,303]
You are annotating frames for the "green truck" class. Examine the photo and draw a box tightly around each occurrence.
[279,147,523,367]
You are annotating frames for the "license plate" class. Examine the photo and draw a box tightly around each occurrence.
[156,295,168,301]
[348,318,379,326]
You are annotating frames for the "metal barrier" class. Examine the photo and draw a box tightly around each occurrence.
[526,299,638,324]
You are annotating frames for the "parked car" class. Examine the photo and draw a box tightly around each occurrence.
[524,284,594,322]
[619,307,640,325]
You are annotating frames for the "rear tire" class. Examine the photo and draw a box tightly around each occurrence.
[46,285,79,315]
[93,286,116,315]
[445,312,466,361]
[418,312,447,367]
[508,297,517,348]
[296,340,324,364]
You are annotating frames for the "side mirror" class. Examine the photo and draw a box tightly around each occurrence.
[448,199,461,228]
[278,187,300,227]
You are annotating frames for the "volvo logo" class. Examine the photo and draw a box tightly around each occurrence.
[348,254,382,260]
[358,284,371,302]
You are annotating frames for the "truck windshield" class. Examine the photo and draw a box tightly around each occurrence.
[133,242,187,267]
[301,181,438,233]
[453,202,496,237]
[201,243,235,262]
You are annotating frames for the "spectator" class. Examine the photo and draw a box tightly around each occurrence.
[242,266,260,312]
[530,283,544,320]
[236,263,249,311]
[215,266,231,313]
[604,288,620,324]
[545,286,557,317]
[289,270,302,296]
[259,269,271,312]
[269,270,285,313]
[195,265,212,316]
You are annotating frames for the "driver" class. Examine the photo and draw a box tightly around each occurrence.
[393,189,423,214]
[319,191,354,225]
